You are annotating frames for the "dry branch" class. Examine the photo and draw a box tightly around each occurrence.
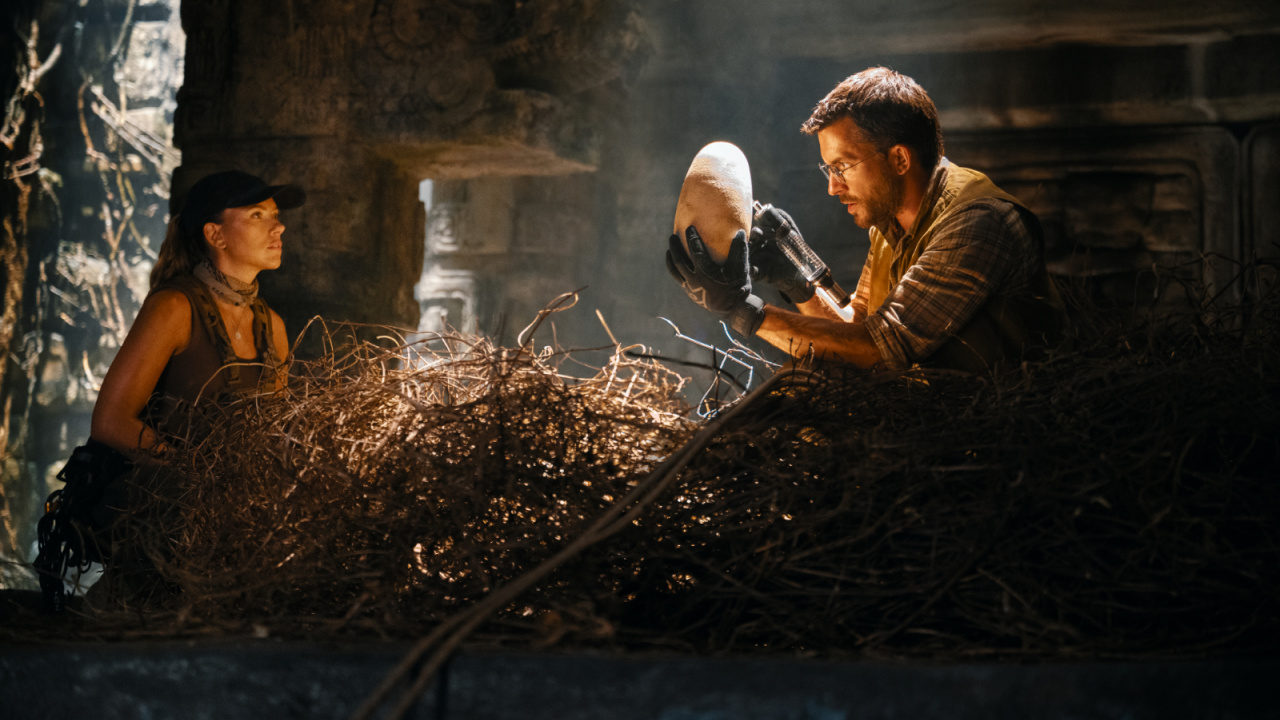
[4,281,1278,670]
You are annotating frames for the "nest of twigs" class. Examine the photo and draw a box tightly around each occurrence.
[103,324,696,631]
[14,275,1280,661]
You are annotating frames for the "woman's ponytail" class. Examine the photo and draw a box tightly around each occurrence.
[149,212,209,288]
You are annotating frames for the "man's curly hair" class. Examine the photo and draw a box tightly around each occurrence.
[802,67,944,172]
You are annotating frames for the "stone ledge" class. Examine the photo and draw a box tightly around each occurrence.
[2,641,1277,720]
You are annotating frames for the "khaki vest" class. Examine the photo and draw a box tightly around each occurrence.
[866,163,1063,371]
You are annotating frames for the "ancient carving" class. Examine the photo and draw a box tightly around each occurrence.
[414,267,477,334]
[173,88,228,141]
[371,0,496,61]
[171,0,651,367]
[277,94,347,136]
[288,25,351,79]
[490,0,650,94]
[371,0,434,61]
[370,0,648,94]
[363,2,501,126]
[1246,125,1280,263]
[426,205,462,254]
[423,51,494,110]
[985,162,1203,272]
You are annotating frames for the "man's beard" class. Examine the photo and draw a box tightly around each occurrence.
[863,172,905,234]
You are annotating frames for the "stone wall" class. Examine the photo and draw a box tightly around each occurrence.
[173,0,648,352]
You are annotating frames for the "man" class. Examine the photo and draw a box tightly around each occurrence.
[667,67,1063,371]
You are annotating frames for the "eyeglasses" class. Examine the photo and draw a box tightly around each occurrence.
[818,152,879,184]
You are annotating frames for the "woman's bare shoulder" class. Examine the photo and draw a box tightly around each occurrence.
[146,286,191,307]
[127,287,195,349]
[140,287,192,320]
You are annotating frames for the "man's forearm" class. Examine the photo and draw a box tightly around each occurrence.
[792,293,844,320]
[756,304,881,368]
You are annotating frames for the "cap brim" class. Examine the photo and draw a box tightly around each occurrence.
[229,183,307,211]
[269,184,306,210]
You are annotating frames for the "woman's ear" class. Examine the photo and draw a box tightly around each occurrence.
[203,221,224,250]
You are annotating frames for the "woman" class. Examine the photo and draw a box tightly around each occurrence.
[90,167,304,448]
[35,169,305,611]
[94,169,304,452]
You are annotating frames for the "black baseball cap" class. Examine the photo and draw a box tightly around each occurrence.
[179,170,306,237]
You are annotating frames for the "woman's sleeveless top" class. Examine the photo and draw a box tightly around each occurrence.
[145,275,277,436]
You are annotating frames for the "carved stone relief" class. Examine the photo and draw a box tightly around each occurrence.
[415,267,479,335]
[371,0,496,60]
[275,93,348,138]
[1245,124,1280,303]
[949,127,1239,307]
[288,24,352,79]
[413,171,599,337]
[1247,124,1280,262]
[421,177,515,256]
[179,0,646,150]
[990,164,1203,273]
[426,205,463,254]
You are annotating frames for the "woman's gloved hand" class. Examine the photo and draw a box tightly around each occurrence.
[665,225,766,337]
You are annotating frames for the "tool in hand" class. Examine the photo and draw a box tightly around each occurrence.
[753,201,854,320]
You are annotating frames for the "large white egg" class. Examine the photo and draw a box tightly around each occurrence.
[672,141,753,263]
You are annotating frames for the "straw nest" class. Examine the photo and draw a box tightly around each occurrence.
[14,277,1280,661]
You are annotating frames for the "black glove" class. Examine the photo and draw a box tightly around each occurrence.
[749,204,815,304]
[665,225,766,337]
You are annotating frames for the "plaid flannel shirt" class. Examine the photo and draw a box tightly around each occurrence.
[852,164,1044,369]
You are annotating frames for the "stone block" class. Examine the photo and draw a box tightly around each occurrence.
[1206,34,1280,101]
[1152,175,1196,213]
[947,126,1240,304]
[418,177,520,258]
[1063,172,1157,249]
[1247,124,1280,262]
[764,0,1280,57]
[415,267,479,336]
[7,644,1277,720]
[1145,211,1200,252]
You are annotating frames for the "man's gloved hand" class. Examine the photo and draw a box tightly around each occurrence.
[665,225,766,337]
[749,204,815,304]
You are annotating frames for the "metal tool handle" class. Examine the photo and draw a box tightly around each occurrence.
[753,201,851,308]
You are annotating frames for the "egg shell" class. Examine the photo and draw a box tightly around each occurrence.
[673,141,753,263]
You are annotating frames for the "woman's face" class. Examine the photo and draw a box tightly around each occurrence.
[204,197,285,280]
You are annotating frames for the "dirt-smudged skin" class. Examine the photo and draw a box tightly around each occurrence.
[673,141,753,263]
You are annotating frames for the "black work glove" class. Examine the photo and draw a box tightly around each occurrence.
[665,225,766,337]
[749,204,815,304]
